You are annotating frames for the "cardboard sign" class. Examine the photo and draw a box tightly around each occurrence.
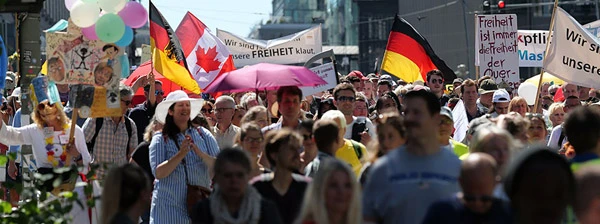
[301,62,337,96]
[517,30,549,67]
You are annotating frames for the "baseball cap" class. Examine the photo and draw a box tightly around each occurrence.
[479,79,498,94]
[347,70,366,80]
[492,89,511,103]
[440,106,453,120]
[453,78,464,84]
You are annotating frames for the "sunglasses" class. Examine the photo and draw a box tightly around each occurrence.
[463,195,494,203]
[430,79,444,84]
[155,90,164,96]
[37,102,56,111]
[336,96,356,102]
[201,108,213,113]
[302,134,312,141]
[244,137,263,143]
[121,100,132,106]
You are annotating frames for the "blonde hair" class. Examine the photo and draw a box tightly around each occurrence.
[470,125,518,154]
[31,102,70,129]
[241,106,268,126]
[143,116,161,142]
[549,102,565,115]
[508,96,529,113]
[321,110,347,129]
[295,160,362,224]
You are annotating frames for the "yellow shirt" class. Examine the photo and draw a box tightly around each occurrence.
[335,139,368,176]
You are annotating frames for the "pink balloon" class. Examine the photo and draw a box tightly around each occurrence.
[65,0,78,10]
[118,1,148,28]
[82,25,98,40]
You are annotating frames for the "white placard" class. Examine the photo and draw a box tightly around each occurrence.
[517,30,549,67]
[475,14,520,89]
[301,62,337,97]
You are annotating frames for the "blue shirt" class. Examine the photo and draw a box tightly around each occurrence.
[362,145,461,224]
[422,195,513,224]
[9,108,21,162]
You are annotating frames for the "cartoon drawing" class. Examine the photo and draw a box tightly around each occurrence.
[74,48,92,70]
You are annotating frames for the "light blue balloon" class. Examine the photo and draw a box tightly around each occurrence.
[0,36,7,90]
[115,26,134,47]
[119,54,130,78]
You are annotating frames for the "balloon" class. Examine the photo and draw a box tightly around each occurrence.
[98,0,126,13]
[81,0,97,3]
[518,82,538,105]
[65,0,78,11]
[81,25,99,40]
[114,26,133,46]
[119,54,130,78]
[0,36,7,90]
[70,1,101,28]
[118,1,148,28]
[95,13,125,43]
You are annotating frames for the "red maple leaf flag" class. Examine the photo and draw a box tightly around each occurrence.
[176,12,236,90]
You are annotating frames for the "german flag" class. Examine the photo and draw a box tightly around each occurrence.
[150,2,201,94]
[381,16,456,83]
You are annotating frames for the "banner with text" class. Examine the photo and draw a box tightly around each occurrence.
[475,14,520,89]
[518,30,549,67]
[584,20,600,38]
[217,26,322,67]
[301,62,337,96]
[544,8,600,89]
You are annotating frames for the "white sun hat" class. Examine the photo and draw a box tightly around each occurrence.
[155,90,204,124]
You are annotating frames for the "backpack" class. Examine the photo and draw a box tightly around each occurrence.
[86,117,133,157]
[351,117,367,143]
[350,140,364,160]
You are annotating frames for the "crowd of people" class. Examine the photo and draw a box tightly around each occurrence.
[2,68,600,224]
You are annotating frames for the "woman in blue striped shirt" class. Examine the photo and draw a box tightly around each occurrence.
[149,90,220,224]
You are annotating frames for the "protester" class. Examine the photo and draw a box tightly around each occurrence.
[548,103,566,128]
[236,123,268,177]
[375,91,401,114]
[573,166,600,224]
[131,116,162,183]
[252,129,310,224]
[549,84,559,96]
[332,83,377,145]
[101,164,152,224]
[241,92,263,111]
[548,96,581,150]
[376,80,393,98]
[508,96,529,117]
[315,96,336,120]
[263,86,303,132]
[425,69,450,106]
[363,90,461,224]
[353,92,369,117]
[526,113,548,144]
[83,84,138,180]
[496,112,530,144]
[295,159,362,224]
[232,105,246,127]
[489,89,510,118]
[0,99,91,222]
[191,148,283,224]
[461,79,487,122]
[439,106,469,157]
[191,114,212,133]
[149,90,219,223]
[422,153,512,223]
[241,106,269,128]
[212,96,240,149]
[304,119,344,177]
[478,79,498,110]
[346,74,363,92]
[541,82,551,97]
[201,101,217,127]
[362,78,376,106]
[504,147,575,224]
[129,78,163,144]
[562,83,579,98]
[358,112,405,185]
[320,110,368,176]
[298,119,317,170]
[563,106,600,170]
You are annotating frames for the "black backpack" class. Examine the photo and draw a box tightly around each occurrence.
[351,117,367,143]
[86,117,133,157]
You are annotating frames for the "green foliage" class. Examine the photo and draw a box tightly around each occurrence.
[0,164,100,224]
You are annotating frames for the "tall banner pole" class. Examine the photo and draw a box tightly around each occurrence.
[474,13,480,81]
[533,0,560,111]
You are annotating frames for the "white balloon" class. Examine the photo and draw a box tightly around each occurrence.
[70,1,101,28]
[98,0,126,13]
[518,82,538,105]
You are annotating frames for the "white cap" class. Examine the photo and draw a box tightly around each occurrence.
[493,89,511,103]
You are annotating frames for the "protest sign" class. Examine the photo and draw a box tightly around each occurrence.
[217,26,322,67]
[300,62,337,97]
[584,20,600,38]
[141,44,151,63]
[475,14,520,89]
[45,20,122,117]
[544,8,600,89]
[517,30,549,67]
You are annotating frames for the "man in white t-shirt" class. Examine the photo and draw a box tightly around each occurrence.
[332,83,377,145]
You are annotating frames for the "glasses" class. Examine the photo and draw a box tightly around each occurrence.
[244,137,263,143]
[430,79,444,84]
[336,96,356,102]
[525,113,543,119]
[215,108,234,113]
[440,118,453,125]
[37,102,56,111]
[302,134,312,141]
[155,90,164,96]
[201,108,213,113]
[463,195,494,203]
[121,100,132,106]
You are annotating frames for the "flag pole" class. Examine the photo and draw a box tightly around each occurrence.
[533,0,560,112]
[474,13,480,81]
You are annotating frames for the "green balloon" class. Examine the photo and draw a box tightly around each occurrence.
[81,0,97,3]
[95,13,125,43]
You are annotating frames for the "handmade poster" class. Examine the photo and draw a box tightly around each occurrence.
[45,20,122,117]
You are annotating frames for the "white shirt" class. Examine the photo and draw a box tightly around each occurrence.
[547,124,566,151]
[213,123,240,150]
[344,116,377,140]
[0,122,91,172]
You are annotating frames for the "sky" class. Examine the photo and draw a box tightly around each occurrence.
[143,0,272,37]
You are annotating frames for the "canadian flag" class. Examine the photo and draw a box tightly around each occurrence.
[176,12,235,90]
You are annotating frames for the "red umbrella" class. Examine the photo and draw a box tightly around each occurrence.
[203,63,327,93]
[124,60,187,105]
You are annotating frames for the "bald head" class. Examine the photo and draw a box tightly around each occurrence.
[460,153,499,214]
[574,166,600,221]
[461,152,498,180]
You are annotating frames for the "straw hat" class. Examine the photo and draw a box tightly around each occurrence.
[155,90,204,124]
